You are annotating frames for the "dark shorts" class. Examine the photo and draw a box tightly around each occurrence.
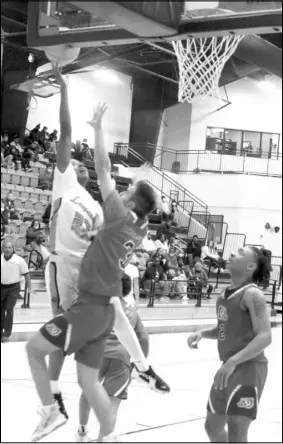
[100,358,132,400]
[207,361,268,420]
[40,297,115,369]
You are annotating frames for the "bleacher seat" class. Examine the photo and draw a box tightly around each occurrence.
[2,171,11,183]
[21,174,30,187]
[33,212,42,221]
[13,198,23,210]
[14,236,26,254]
[34,201,45,212]
[24,200,34,211]
[22,210,32,220]
[19,222,29,235]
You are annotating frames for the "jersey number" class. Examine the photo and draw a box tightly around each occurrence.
[71,211,91,238]
[219,323,226,341]
[119,240,135,270]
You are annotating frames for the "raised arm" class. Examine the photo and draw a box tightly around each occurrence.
[53,65,72,173]
[87,103,114,201]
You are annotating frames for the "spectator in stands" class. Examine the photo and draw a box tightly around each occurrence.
[142,252,167,298]
[171,268,188,300]
[185,235,202,266]
[164,246,180,272]
[21,145,34,171]
[1,240,35,342]
[142,232,157,254]
[23,231,50,270]
[49,129,58,142]
[202,241,219,261]
[155,233,169,252]
[30,124,41,142]
[1,199,9,227]
[1,134,9,150]
[157,195,170,220]
[191,261,213,299]
[156,215,174,240]
[10,135,23,154]
[3,192,20,220]
[1,151,14,169]
[9,145,22,170]
[39,126,49,150]
[134,249,149,280]
[26,219,44,245]
[170,199,179,227]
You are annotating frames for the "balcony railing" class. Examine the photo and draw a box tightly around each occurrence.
[113,143,282,177]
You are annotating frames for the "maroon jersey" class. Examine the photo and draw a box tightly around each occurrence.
[216,283,267,364]
[78,190,147,300]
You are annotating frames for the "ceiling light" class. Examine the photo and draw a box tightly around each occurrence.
[258,79,276,92]
[28,53,35,63]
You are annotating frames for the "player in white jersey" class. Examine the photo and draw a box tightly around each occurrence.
[46,70,104,418]
[36,67,168,437]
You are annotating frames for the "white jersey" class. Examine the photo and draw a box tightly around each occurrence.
[49,164,103,259]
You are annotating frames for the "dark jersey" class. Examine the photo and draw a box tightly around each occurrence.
[78,190,148,300]
[104,295,149,364]
[216,283,267,364]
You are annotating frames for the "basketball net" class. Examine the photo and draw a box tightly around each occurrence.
[172,34,244,103]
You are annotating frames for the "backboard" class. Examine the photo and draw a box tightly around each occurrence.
[27,1,282,49]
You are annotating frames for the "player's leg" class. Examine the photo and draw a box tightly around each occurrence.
[205,384,228,442]
[205,412,228,442]
[26,323,69,442]
[46,259,80,418]
[225,362,268,442]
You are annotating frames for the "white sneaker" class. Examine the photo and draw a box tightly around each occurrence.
[31,404,67,442]
[75,430,89,442]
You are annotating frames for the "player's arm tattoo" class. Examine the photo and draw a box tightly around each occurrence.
[201,325,218,339]
[228,288,272,366]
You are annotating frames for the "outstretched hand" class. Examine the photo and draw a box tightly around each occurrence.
[87,102,108,130]
[53,63,68,88]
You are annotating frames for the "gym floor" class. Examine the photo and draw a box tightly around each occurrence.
[1,329,282,442]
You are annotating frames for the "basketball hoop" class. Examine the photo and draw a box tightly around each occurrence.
[172,34,244,103]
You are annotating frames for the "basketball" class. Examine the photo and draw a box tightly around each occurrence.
[43,44,81,67]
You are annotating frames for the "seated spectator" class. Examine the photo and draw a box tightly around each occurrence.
[23,231,50,269]
[21,145,34,171]
[134,249,149,280]
[1,153,14,169]
[170,199,179,227]
[157,195,170,220]
[142,253,168,298]
[49,129,58,142]
[155,233,169,252]
[191,261,213,299]
[156,215,174,240]
[10,135,23,154]
[1,134,9,150]
[164,246,180,272]
[39,126,49,150]
[1,200,9,227]
[201,240,219,260]
[171,268,188,300]
[1,240,35,342]
[3,192,20,220]
[142,232,156,254]
[185,235,202,266]
[26,219,44,245]
[9,145,22,170]
[30,124,41,142]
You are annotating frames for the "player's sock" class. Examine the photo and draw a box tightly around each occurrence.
[133,360,149,372]
[132,365,170,394]
[53,392,69,420]
[50,380,60,394]
[31,403,67,442]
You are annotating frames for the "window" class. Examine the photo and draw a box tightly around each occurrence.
[206,127,280,159]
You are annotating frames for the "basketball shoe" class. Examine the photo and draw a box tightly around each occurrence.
[31,403,67,442]
[131,365,170,394]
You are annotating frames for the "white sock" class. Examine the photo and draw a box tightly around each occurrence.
[78,425,88,435]
[50,380,60,394]
[135,360,149,372]
[42,404,55,414]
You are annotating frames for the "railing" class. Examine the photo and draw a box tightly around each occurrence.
[114,142,282,177]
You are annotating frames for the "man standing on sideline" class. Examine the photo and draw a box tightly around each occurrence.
[1,240,35,342]
[187,246,272,442]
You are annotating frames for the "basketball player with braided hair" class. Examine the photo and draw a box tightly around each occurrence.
[188,246,272,443]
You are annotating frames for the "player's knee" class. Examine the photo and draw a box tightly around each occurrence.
[205,413,226,440]
[26,336,43,357]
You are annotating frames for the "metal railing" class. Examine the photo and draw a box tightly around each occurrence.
[114,142,282,177]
